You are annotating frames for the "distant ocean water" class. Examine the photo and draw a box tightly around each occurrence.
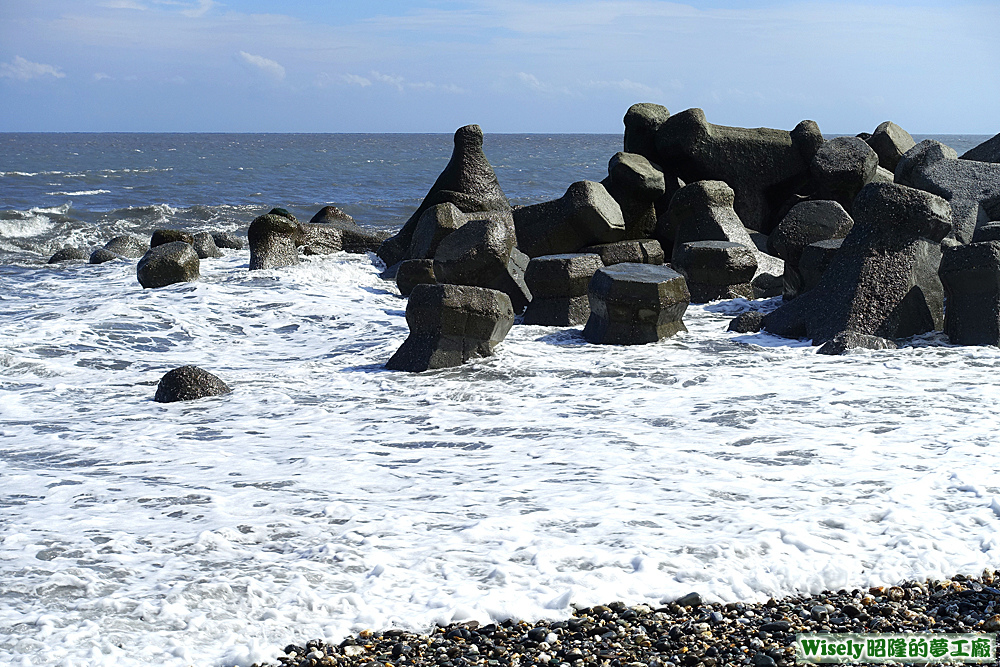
[1,132,998,667]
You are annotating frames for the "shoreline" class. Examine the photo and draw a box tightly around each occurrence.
[259,571,1000,667]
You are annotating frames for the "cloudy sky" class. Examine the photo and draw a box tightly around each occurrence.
[1,0,997,133]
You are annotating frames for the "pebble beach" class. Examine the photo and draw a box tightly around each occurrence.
[268,572,1000,667]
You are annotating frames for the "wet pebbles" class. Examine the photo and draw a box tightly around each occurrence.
[259,572,1000,667]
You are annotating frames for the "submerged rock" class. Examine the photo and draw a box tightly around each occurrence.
[385,283,515,372]
[103,234,148,258]
[817,331,898,355]
[728,310,765,333]
[136,241,200,289]
[939,241,1000,346]
[48,247,86,263]
[522,252,605,326]
[89,248,122,264]
[211,232,244,250]
[248,213,304,270]
[154,365,231,403]
[583,263,690,345]
[673,240,757,303]
[192,231,223,259]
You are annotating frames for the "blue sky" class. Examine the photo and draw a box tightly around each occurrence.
[1,0,997,133]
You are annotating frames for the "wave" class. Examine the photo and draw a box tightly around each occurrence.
[29,203,72,215]
[46,189,111,196]
[0,214,54,238]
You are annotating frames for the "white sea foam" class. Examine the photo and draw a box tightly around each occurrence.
[0,253,999,667]
[0,214,54,238]
[45,189,111,196]
[29,203,72,215]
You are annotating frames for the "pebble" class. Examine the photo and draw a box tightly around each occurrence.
[260,571,1000,667]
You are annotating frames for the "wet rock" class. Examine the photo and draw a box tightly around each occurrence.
[150,229,194,248]
[866,121,916,172]
[817,331,898,355]
[89,248,122,264]
[299,223,343,256]
[136,241,200,288]
[583,263,689,345]
[763,182,951,344]
[514,180,626,258]
[192,231,223,259]
[48,247,86,263]
[960,132,1000,163]
[653,108,824,233]
[809,136,879,215]
[103,234,148,258]
[601,152,666,239]
[623,102,671,164]
[770,200,854,299]
[248,213,305,270]
[154,365,231,403]
[939,241,1000,345]
[582,239,664,266]
[385,283,515,372]
[378,125,511,266]
[522,253,604,326]
[308,207,388,254]
[895,139,1000,243]
[396,258,436,297]
[672,241,757,303]
[408,202,470,260]
[728,311,764,333]
[433,217,531,314]
[211,231,243,250]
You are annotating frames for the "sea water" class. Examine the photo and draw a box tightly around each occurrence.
[1,132,998,667]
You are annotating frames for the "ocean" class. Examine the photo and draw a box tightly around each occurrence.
[1,131,998,667]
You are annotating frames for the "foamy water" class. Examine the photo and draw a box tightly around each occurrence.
[2,250,1000,667]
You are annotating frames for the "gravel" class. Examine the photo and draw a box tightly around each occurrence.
[256,571,1000,667]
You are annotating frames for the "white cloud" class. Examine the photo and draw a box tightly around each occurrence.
[0,56,66,81]
[238,51,285,81]
[342,73,372,87]
[93,72,112,81]
[515,72,573,96]
[371,71,404,92]
[99,0,149,9]
[181,0,215,18]
[587,78,663,97]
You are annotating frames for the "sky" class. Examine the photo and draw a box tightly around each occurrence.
[0,0,998,134]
